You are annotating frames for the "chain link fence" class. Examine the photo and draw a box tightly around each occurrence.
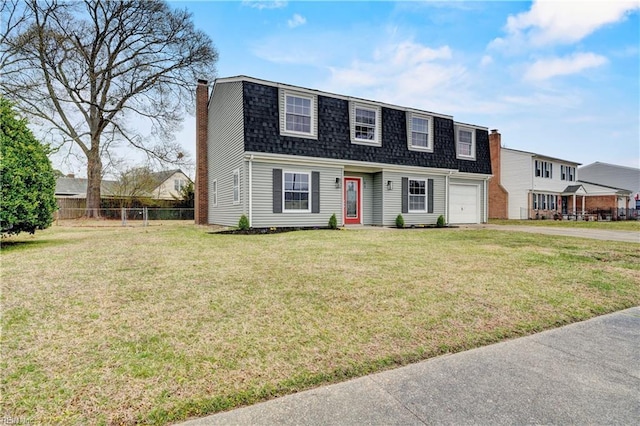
[55,207,194,225]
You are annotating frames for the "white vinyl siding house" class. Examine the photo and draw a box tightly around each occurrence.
[499,147,581,219]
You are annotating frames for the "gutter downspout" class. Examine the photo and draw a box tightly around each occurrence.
[249,155,254,227]
[483,178,488,223]
[445,171,452,224]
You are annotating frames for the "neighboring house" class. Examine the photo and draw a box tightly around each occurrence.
[194,76,492,227]
[579,162,640,210]
[488,132,631,220]
[55,175,118,199]
[55,169,191,201]
[146,169,192,200]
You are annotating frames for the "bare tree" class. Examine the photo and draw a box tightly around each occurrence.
[0,0,217,216]
[110,166,158,208]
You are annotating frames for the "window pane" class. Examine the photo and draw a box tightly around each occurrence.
[356,108,376,125]
[409,180,425,195]
[412,117,428,133]
[412,131,428,147]
[459,130,472,143]
[285,95,312,134]
[409,195,425,211]
[459,142,471,156]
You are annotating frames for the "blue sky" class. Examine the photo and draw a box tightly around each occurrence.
[61,1,640,176]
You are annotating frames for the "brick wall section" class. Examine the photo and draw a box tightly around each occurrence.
[584,195,622,210]
[488,130,509,219]
[242,81,492,174]
[195,79,209,225]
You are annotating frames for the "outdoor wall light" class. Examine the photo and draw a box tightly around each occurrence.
[387,181,393,190]
[335,177,341,189]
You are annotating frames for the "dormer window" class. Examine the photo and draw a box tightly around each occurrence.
[279,89,317,139]
[455,125,476,160]
[350,102,381,146]
[407,112,433,152]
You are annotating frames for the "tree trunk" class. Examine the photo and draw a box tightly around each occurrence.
[85,148,102,218]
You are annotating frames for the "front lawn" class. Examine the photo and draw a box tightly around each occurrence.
[2,223,639,425]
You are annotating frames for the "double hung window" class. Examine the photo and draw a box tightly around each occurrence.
[407,113,433,151]
[355,107,376,141]
[284,172,310,211]
[285,95,312,134]
[455,125,476,159]
[350,102,381,146]
[279,89,317,139]
[408,179,426,211]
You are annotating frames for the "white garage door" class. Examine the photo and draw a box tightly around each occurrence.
[449,184,479,224]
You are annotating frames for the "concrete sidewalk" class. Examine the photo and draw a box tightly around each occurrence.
[476,224,640,243]
[181,307,640,425]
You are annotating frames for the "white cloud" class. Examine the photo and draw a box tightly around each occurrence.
[287,13,306,28]
[524,52,608,81]
[242,1,287,10]
[493,0,639,48]
[321,39,488,114]
[326,41,456,92]
[480,55,493,66]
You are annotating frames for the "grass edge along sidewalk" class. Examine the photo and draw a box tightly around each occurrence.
[2,223,639,425]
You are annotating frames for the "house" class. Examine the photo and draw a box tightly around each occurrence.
[578,162,640,210]
[195,76,492,228]
[55,169,192,218]
[488,132,631,220]
[55,169,191,201]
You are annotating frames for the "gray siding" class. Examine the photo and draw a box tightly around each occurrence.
[383,171,446,226]
[579,163,640,193]
[372,172,383,225]
[208,81,246,226]
[450,177,487,223]
[251,161,343,228]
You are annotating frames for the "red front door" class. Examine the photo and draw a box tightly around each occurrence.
[344,177,361,225]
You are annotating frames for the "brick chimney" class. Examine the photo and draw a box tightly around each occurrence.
[488,129,509,219]
[195,79,209,225]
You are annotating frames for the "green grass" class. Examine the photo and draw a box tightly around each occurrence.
[489,218,640,231]
[2,222,639,425]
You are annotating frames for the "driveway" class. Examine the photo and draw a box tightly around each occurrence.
[473,224,639,243]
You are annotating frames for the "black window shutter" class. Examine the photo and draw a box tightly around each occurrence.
[401,177,408,214]
[311,171,320,213]
[273,169,282,213]
[427,179,434,213]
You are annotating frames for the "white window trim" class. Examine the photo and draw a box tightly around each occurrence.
[212,179,218,207]
[455,125,476,160]
[232,169,240,205]
[279,89,318,140]
[407,112,434,152]
[283,170,311,213]
[408,178,427,212]
[350,102,381,147]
